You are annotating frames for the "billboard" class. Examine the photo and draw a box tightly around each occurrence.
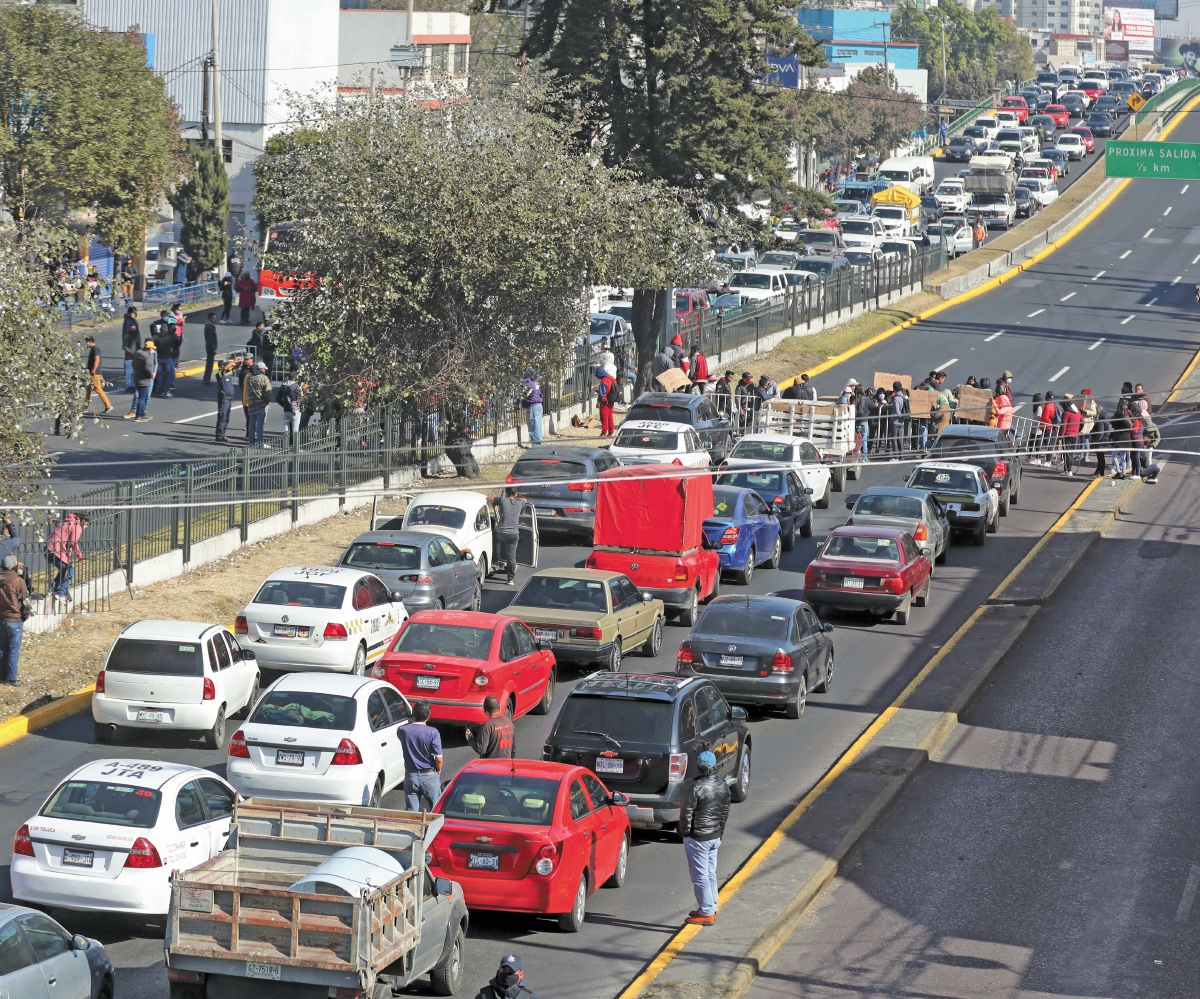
[1161,38,1200,77]
[764,54,800,88]
[1105,6,1156,55]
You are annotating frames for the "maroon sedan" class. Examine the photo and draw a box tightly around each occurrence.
[803,526,932,625]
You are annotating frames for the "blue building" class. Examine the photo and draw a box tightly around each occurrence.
[797,9,921,71]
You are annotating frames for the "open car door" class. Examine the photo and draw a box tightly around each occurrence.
[491,504,539,572]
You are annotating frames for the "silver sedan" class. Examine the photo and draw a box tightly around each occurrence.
[844,486,950,565]
[338,530,482,612]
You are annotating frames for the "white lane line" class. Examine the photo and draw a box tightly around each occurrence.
[1048,366,1070,383]
[1012,403,1025,414]
[1089,338,1106,351]
[933,358,959,371]
[1144,228,1155,238]
[1194,254,1200,265]
[1177,865,1200,922]
[1172,276,1182,285]
[1165,206,1174,216]
[1060,292,1077,302]
[1121,250,1133,259]
[984,329,1005,342]
[1028,308,1046,318]
[1184,184,1191,194]
[173,409,219,425]
[1092,270,1106,281]
[1121,315,1135,324]
[1147,297,1159,307]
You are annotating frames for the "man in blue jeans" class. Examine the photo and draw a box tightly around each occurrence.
[520,368,543,446]
[679,750,730,925]
[396,699,444,810]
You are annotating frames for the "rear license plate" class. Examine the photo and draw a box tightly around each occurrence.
[843,577,865,590]
[136,709,167,723]
[468,852,501,870]
[246,963,281,981]
[719,655,744,667]
[534,629,557,642]
[62,849,94,868]
[276,750,305,766]
[272,624,310,638]
[595,757,624,774]
[536,507,558,516]
[415,675,441,690]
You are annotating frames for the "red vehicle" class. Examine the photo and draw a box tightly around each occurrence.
[1000,96,1029,122]
[428,758,631,931]
[802,526,932,625]
[258,222,317,302]
[584,466,720,626]
[1044,105,1070,128]
[1069,126,1096,153]
[373,610,555,724]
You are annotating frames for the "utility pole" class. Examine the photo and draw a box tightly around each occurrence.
[201,53,212,146]
[211,0,223,161]
[872,20,891,89]
[939,17,948,102]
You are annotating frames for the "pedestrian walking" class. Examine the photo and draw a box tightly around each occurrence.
[474,955,540,999]
[125,339,157,421]
[595,366,616,436]
[219,272,235,323]
[121,307,140,391]
[82,335,112,415]
[688,344,709,392]
[492,487,526,585]
[972,216,986,249]
[465,694,516,758]
[680,750,729,925]
[245,362,273,445]
[236,272,258,325]
[45,512,87,609]
[203,313,219,384]
[120,257,137,300]
[0,554,30,687]
[519,369,543,446]
[396,699,444,811]
[215,358,238,443]
[276,373,300,436]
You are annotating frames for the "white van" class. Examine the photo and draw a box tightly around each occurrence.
[878,155,937,196]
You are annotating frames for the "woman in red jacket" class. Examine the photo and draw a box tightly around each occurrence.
[236,272,258,325]
[1059,395,1083,476]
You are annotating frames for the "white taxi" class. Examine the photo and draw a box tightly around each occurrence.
[400,490,496,580]
[904,461,1000,545]
[11,760,238,915]
[719,433,833,508]
[609,420,712,468]
[234,566,408,675]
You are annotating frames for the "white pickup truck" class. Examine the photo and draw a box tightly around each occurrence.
[934,180,972,215]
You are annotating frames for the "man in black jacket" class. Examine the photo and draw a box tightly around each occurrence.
[680,750,730,925]
[203,313,219,384]
[121,307,140,391]
[474,954,540,999]
[216,357,238,443]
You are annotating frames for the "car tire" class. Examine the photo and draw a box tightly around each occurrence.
[93,721,116,743]
[478,554,488,580]
[936,544,948,566]
[469,583,482,612]
[351,643,367,676]
[532,668,555,714]
[730,743,752,803]
[240,675,260,718]
[782,515,796,551]
[604,836,629,888]
[800,513,813,538]
[201,706,226,750]
[831,466,846,492]
[1011,475,1020,505]
[815,649,834,693]
[558,874,588,932]
[785,674,806,719]
[765,535,781,570]
[168,982,201,999]
[974,521,987,546]
[987,507,999,533]
[815,481,831,510]
[915,576,932,607]
[641,616,663,657]
[705,574,720,604]
[430,925,465,996]
[736,547,755,585]
[678,587,700,626]
[998,484,1010,516]
[369,775,383,809]
[607,638,623,673]
[894,594,912,626]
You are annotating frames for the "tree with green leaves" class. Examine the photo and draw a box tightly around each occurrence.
[892,1,1034,92]
[843,68,927,159]
[170,144,230,273]
[0,5,182,252]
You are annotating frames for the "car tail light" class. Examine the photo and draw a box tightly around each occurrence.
[234,615,248,635]
[913,523,928,542]
[880,573,907,593]
[568,481,595,492]
[991,460,1008,481]
[332,738,363,766]
[505,475,518,484]
[228,729,250,758]
[13,824,33,857]
[535,843,558,876]
[203,677,216,701]
[167,971,202,984]
[473,670,490,687]
[805,567,823,586]
[324,621,348,640]
[570,627,600,639]
[772,495,786,506]
[668,752,688,783]
[400,574,434,584]
[584,555,597,569]
[95,670,105,694]
[564,507,588,513]
[771,652,794,673]
[674,561,689,582]
[371,665,386,678]
[126,837,162,868]
[720,526,740,545]
[677,644,693,668]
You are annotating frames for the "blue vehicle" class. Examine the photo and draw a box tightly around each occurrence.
[702,485,783,585]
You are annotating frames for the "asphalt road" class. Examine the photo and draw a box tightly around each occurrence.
[742,445,1200,999]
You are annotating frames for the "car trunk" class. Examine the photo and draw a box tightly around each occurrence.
[28,818,136,879]
[814,558,900,591]
[243,607,326,646]
[104,670,204,705]
[688,636,777,676]
[508,459,589,506]
[846,514,921,536]
[432,820,544,881]
[244,725,348,776]
[552,739,671,794]
[509,608,604,644]
[383,655,484,700]
[587,550,688,592]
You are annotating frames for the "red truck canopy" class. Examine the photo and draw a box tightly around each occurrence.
[592,465,713,554]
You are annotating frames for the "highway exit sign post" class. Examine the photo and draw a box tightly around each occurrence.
[1106,141,1200,179]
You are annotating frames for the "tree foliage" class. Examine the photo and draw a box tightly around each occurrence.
[170,143,230,273]
[892,1,1034,91]
[943,63,997,102]
[840,70,927,159]
[0,5,183,252]
[253,130,323,233]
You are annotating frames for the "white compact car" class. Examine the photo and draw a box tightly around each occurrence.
[719,433,833,508]
[226,673,412,807]
[11,760,238,915]
[91,621,260,749]
[1056,134,1085,161]
[401,489,496,580]
[905,461,1000,545]
[934,181,972,214]
[727,270,789,302]
[610,420,713,468]
[235,566,409,675]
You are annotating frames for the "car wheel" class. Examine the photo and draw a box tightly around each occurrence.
[641,616,663,657]
[607,638,623,673]
[1011,475,1020,505]
[785,674,806,719]
[351,644,367,675]
[915,576,932,608]
[987,508,999,534]
[369,775,383,808]
[998,484,1010,516]
[974,521,987,547]
[736,547,755,585]
[815,649,834,692]
[604,836,629,888]
[469,582,482,612]
[800,513,813,538]
[240,675,260,718]
[894,594,912,626]
[781,515,796,552]
[478,553,488,580]
[532,668,555,715]
[202,706,226,750]
[558,874,588,932]
[765,535,781,570]
[168,983,201,999]
[730,743,752,803]
[815,481,831,510]
[93,721,116,743]
[430,925,465,996]
[831,466,846,492]
[678,586,700,626]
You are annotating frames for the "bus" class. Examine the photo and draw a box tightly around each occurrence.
[258,222,316,301]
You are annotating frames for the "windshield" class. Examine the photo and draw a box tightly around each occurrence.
[800,231,838,245]
[614,427,678,450]
[589,316,615,336]
[717,470,785,495]
[880,169,912,181]
[996,131,1022,142]
[343,542,421,571]
[627,404,692,424]
[910,467,979,491]
[759,252,797,266]
[250,691,357,729]
[841,220,876,235]
[511,458,586,480]
[822,535,901,560]
[873,207,904,219]
[675,295,694,312]
[963,127,985,137]
[392,622,494,659]
[106,638,203,677]
[949,136,972,146]
[254,580,346,609]
[42,781,163,828]
[513,576,608,612]
[730,438,793,461]
[854,494,923,519]
[441,773,560,826]
[834,200,861,212]
[554,695,674,745]
[797,259,838,274]
[406,504,466,529]
[695,604,790,640]
[936,184,962,195]
[730,273,772,289]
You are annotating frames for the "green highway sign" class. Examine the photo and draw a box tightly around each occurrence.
[1106,141,1200,179]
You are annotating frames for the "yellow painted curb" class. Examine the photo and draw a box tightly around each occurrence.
[0,685,96,751]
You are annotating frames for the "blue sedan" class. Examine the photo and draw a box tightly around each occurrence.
[703,486,782,585]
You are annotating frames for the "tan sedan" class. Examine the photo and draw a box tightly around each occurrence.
[506,568,665,671]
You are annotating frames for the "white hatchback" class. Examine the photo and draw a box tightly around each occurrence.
[610,420,712,468]
[719,433,833,508]
[92,621,260,749]
[11,760,239,915]
[226,673,413,807]
[235,566,409,675]
[401,489,496,580]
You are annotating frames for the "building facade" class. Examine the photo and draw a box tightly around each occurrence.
[338,8,471,95]
[796,9,928,102]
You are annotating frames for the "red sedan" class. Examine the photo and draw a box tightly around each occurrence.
[1070,126,1096,153]
[802,526,931,625]
[373,610,555,723]
[1044,104,1070,128]
[428,759,631,931]
[1000,96,1029,122]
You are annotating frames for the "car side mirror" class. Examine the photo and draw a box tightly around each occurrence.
[538,639,552,651]
[240,648,256,661]
[643,593,653,602]
[823,622,835,634]
[461,551,474,561]
[730,706,748,721]
[72,934,90,952]
[844,494,860,509]
[392,591,404,602]
[704,440,713,448]
[611,792,631,807]
[434,877,454,897]
[805,487,814,495]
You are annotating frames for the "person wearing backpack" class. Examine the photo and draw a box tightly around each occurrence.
[276,374,301,437]
[595,366,616,435]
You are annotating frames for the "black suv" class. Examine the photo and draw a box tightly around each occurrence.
[543,672,751,830]
[505,444,619,537]
[625,393,733,463]
[926,425,1023,515]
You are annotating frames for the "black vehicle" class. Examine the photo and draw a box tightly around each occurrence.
[945,134,978,162]
[1042,148,1070,176]
[1035,93,1055,110]
[505,444,620,536]
[676,594,832,718]
[1037,70,1061,87]
[926,425,1023,515]
[625,392,733,461]
[920,194,943,221]
[1015,186,1034,218]
[713,465,814,548]
[1060,95,1087,119]
[1030,114,1057,136]
[1093,95,1124,116]
[543,672,751,830]
[1085,112,1114,137]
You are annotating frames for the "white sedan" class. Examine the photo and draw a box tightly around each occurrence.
[235,566,409,675]
[11,760,238,915]
[400,489,496,580]
[927,222,975,258]
[905,461,1000,545]
[609,420,713,467]
[718,433,833,508]
[226,673,412,807]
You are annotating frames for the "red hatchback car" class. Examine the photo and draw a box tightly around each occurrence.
[1069,126,1096,153]
[374,610,555,724]
[802,526,932,625]
[1000,96,1029,122]
[1044,104,1070,128]
[428,759,631,932]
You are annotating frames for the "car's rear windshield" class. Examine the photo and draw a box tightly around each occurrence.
[511,459,587,481]
[440,773,560,826]
[730,439,792,461]
[711,487,743,517]
[695,604,790,641]
[513,576,608,613]
[343,542,422,572]
[841,220,876,235]
[930,437,994,457]
[854,494,923,519]
[554,695,674,745]
[250,691,357,729]
[627,404,692,425]
[392,622,494,660]
[42,781,163,828]
[106,638,203,677]
[798,259,839,274]
[254,580,346,609]
[822,535,901,561]
[730,273,772,289]
[910,468,979,491]
[800,231,838,245]
[717,470,785,495]
[615,428,678,450]
[949,136,973,145]
[880,243,912,256]
[589,316,616,336]
[406,504,466,530]
[759,252,797,266]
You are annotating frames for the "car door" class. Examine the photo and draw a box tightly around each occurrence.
[581,772,622,884]
[197,777,237,857]
[685,429,708,467]
[606,577,637,648]
[697,399,731,459]
[563,777,600,893]
[787,470,811,533]
[14,915,88,999]
[0,918,49,999]
[210,630,243,711]
[437,537,472,607]
[795,441,829,495]
[744,492,773,560]
[470,503,492,569]
[367,688,405,790]
[793,606,819,676]
[511,622,549,715]
[619,576,655,644]
[175,780,218,874]
[422,541,454,607]
[695,686,737,780]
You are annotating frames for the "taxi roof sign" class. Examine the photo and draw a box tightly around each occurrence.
[1126,93,1146,112]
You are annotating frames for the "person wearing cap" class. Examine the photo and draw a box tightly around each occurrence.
[82,335,112,416]
[0,553,29,686]
[679,749,730,925]
[245,361,274,445]
[474,954,540,999]
[215,357,239,444]
[126,338,158,422]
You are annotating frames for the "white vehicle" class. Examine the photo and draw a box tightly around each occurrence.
[870,203,912,237]
[927,221,975,258]
[756,250,808,272]
[609,420,712,468]
[1018,126,1041,152]
[878,155,936,195]
[234,566,409,675]
[11,760,239,915]
[399,489,495,578]
[1022,177,1060,208]
[728,270,788,301]
[719,433,834,507]
[839,214,887,249]
[994,110,1020,128]
[773,218,803,242]
[974,116,1000,140]
[1056,134,1085,161]
[1082,70,1109,90]
[879,238,919,260]
[904,461,999,545]
[91,621,260,748]
[227,673,413,807]
[0,905,101,999]
[934,181,972,214]
[758,399,864,490]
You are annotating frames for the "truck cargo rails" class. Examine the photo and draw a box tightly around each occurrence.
[759,400,864,491]
[964,156,1017,229]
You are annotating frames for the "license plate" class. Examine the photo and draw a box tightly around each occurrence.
[719,655,744,667]
[136,709,167,723]
[536,507,558,516]
[535,630,557,642]
[246,963,281,981]
[62,848,93,868]
[468,852,500,870]
[415,675,441,690]
[843,577,865,590]
[272,624,309,638]
[595,757,624,774]
[276,750,305,766]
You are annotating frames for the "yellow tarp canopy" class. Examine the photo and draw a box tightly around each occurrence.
[870,186,921,209]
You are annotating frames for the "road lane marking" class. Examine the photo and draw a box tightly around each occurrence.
[1012,403,1024,413]
[1048,366,1070,382]
[1184,185,1191,194]
[1092,270,1106,281]
[1121,250,1133,259]
[1173,276,1182,285]
[1147,297,1159,307]
[933,358,959,371]
[1089,338,1106,350]
[173,410,219,424]
[1165,206,1173,216]
[1060,292,1076,302]
[1144,228,1155,238]
[1177,865,1200,921]
[1194,254,1200,264]
[984,330,1005,342]
[1121,315,1135,324]
[1028,308,1045,318]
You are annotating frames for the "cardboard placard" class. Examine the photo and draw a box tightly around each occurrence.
[655,368,692,393]
[908,389,937,418]
[874,371,912,390]
[955,385,993,418]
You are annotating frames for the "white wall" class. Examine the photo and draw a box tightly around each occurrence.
[814,64,929,104]
[266,0,339,135]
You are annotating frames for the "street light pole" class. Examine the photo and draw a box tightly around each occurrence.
[939,17,948,102]
[211,0,223,160]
